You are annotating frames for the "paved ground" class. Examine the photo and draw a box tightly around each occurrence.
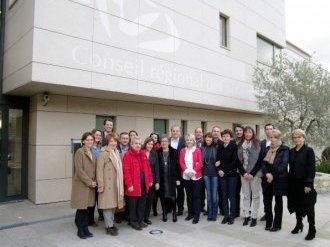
[1,194,330,247]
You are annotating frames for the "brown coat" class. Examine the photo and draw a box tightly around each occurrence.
[71,146,96,209]
[97,147,125,209]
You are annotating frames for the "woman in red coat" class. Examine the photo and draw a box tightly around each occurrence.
[123,136,153,230]
[180,134,203,224]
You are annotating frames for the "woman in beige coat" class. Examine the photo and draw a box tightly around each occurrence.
[97,133,125,236]
[71,132,97,239]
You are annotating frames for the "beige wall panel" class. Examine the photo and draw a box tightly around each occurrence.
[117,101,153,118]
[136,117,154,140]
[187,121,201,134]
[35,94,68,112]
[35,145,67,180]
[35,111,95,145]
[35,178,72,204]
[116,116,136,134]
[67,96,117,115]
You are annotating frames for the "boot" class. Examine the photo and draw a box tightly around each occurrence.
[83,226,93,238]
[291,222,303,234]
[291,213,303,234]
[172,200,177,222]
[305,226,316,240]
[160,198,167,222]
[77,227,87,239]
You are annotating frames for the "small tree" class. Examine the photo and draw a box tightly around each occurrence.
[253,55,330,148]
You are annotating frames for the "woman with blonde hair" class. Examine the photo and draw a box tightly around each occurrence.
[261,129,289,232]
[288,129,316,240]
[97,133,125,236]
[179,134,203,224]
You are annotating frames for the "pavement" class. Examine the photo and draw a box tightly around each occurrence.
[1,194,330,247]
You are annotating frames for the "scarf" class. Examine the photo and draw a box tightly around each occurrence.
[242,140,252,168]
[110,149,125,209]
[263,141,282,165]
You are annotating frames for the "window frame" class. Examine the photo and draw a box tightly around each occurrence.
[219,13,230,49]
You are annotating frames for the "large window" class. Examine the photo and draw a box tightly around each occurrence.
[181,120,187,137]
[154,119,167,135]
[201,121,207,134]
[257,36,281,65]
[219,13,229,48]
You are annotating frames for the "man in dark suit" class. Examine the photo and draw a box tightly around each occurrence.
[170,125,186,216]
[101,118,113,146]
[260,123,274,221]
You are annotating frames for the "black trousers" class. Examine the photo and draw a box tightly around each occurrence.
[176,177,185,213]
[236,177,241,217]
[127,195,147,225]
[201,179,206,211]
[261,177,268,215]
[88,191,103,224]
[218,180,224,215]
[184,179,202,221]
[263,182,283,228]
[75,209,88,229]
[296,208,315,228]
[144,186,155,220]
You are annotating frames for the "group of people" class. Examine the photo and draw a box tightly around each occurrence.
[71,119,317,241]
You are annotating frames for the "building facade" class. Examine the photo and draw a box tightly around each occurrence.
[1,0,286,203]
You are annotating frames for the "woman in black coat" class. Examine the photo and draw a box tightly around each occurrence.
[142,137,160,225]
[261,129,289,232]
[157,135,181,222]
[288,129,316,241]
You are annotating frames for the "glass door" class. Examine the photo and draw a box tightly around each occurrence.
[0,107,27,202]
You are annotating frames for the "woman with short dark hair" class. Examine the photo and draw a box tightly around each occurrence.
[71,132,97,239]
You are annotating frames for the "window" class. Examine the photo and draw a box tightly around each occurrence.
[256,125,260,138]
[219,14,229,48]
[201,121,207,134]
[96,115,115,131]
[154,119,167,135]
[257,36,281,65]
[181,120,187,138]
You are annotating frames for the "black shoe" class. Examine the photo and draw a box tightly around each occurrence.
[83,227,93,238]
[203,211,208,216]
[305,227,316,240]
[177,211,183,216]
[228,218,234,225]
[173,213,177,222]
[269,227,281,232]
[260,214,266,221]
[144,219,152,225]
[192,219,199,224]
[221,217,229,224]
[140,222,148,228]
[185,216,193,221]
[243,217,250,226]
[131,223,142,231]
[162,213,167,222]
[291,223,303,234]
[250,218,257,227]
[265,226,271,231]
[77,228,87,239]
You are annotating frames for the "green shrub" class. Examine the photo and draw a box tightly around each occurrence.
[316,160,330,174]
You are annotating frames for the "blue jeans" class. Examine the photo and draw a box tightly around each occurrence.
[220,176,238,218]
[204,176,218,219]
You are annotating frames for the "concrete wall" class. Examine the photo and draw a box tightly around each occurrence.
[28,93,264,203]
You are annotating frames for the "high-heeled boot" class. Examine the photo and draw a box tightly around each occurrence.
[305,226,316,240]
[291,213,303,234]
[172,199,177,222]
[160,198,167,222]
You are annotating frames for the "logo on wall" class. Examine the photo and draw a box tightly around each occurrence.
[95,0,180,53]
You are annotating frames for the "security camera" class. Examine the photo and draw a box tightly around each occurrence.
[42,92,50,106]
